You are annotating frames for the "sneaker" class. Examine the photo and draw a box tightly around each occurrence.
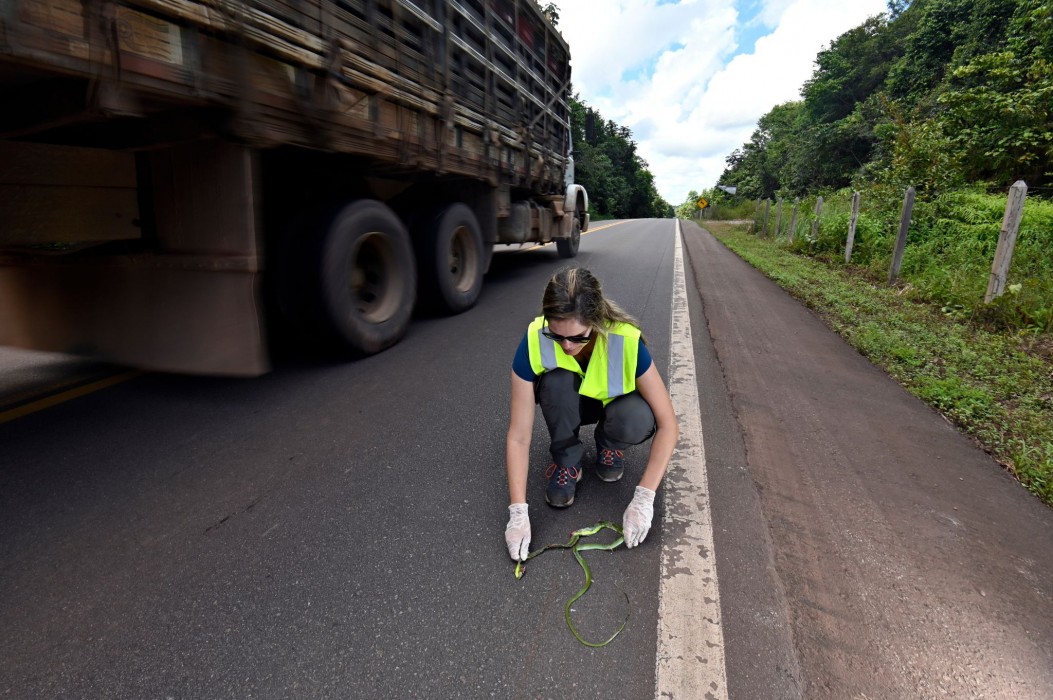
[595,446,625,482]
[545,461,583,507]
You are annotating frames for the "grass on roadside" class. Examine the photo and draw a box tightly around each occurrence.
[701,220,1053,507]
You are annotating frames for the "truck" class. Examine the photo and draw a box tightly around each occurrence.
[0,0,589,375]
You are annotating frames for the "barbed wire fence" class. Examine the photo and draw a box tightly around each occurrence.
[748,181,1032,305]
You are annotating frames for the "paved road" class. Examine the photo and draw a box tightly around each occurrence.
[2,219,1051,699]
[1,220,686,699]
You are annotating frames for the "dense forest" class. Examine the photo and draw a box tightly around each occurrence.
[717,0,1052,200]
[568,97,671,219]
[696,0,1053,338]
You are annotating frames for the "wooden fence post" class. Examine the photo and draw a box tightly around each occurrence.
[774,198,783,239]
[985,180,1028,303]
[788,197,800,243]
[888,186,916,285]
[761,198,771,237]
[845,190,861,263]
[810,196,824,240]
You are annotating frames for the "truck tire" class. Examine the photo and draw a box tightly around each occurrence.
[313,199,416,355]
[415,203,484,314]
[556,216,581,258]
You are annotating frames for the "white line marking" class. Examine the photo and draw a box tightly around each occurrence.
[656,220,728,699]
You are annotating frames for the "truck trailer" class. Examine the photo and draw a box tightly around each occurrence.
[0,0,588,374]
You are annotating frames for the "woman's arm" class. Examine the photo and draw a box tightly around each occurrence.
[506,372,536,504]
[634,364,680,491]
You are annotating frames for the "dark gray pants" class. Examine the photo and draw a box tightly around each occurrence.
[536,369,656,469]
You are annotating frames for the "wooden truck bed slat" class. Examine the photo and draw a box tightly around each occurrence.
[0,0,572,193]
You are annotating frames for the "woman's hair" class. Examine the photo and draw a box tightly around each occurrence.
[541,266,646,342]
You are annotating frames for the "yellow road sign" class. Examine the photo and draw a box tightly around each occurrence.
[697,197,708,209]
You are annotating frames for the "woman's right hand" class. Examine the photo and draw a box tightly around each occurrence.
[505,503,531,560]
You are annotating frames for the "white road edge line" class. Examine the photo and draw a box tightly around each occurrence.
[656,220,728,699]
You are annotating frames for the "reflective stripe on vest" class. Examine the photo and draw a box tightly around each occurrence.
[526,316,640,405]
[538,326,559,371]
[607,332,625,397]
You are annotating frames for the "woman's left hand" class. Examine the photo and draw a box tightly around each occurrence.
[622,485,656,548]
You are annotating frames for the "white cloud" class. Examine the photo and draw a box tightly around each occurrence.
[554,0,887,204]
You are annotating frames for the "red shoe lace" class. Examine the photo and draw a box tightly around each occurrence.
[599,448,624,466]
[546,462,579,486]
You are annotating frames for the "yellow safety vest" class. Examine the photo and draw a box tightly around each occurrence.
[526,316,641,406]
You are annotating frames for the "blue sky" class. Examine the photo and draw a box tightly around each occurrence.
[553,0,887,204]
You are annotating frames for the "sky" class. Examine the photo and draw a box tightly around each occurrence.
[552,0,888,205]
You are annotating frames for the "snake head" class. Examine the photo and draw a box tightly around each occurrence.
[514,560,525,580]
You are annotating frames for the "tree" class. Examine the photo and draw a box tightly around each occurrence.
[937,0,1053,185]
[887,0,911,19]
[793,14,907,191]
[885,0,1018,104]
[719,0,1053,195]
[803,16,898,123]
[718,102,803,198]
[541,3,559,27]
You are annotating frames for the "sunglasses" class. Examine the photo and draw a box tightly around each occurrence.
[542,328,592,344]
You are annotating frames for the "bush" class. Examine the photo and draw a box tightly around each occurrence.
[906,189,1053,332]
[711,199,760,221]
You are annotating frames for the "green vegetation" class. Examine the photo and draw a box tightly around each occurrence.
[705,0,1053,328]
[773,188,1053,333]
[674,189,755,221]
[569,97,671,220]
[718,0,1053,198]
[703,221,1053,507]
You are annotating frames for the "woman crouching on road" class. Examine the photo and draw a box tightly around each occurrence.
[504,266,679,560]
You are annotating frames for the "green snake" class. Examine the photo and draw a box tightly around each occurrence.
[513,520,630,647]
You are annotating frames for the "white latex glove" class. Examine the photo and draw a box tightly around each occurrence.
[622,485,656,548]
[505,503,531,561]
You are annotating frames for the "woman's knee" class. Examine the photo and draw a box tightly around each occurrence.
[602,393,656,445]
[536,368,580,405]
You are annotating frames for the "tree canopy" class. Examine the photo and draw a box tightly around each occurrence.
[718,0,1053,200]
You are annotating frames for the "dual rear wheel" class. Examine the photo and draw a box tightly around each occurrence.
[414,203,485,314]
[297,199,484,355]
[312,199,416,355]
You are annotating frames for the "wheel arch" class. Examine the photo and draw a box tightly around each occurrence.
[564,184,589,232]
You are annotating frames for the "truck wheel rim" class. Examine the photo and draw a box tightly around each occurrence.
[350,232,399,323]
[449,225,477,293]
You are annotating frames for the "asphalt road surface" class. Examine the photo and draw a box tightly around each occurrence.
[2,219,1051,699]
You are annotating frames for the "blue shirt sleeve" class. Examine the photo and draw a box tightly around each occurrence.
[512,332,537,381]
[636,338,652,377]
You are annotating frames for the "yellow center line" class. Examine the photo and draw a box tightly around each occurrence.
[514,219,630,253]
[0,370,144,424]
